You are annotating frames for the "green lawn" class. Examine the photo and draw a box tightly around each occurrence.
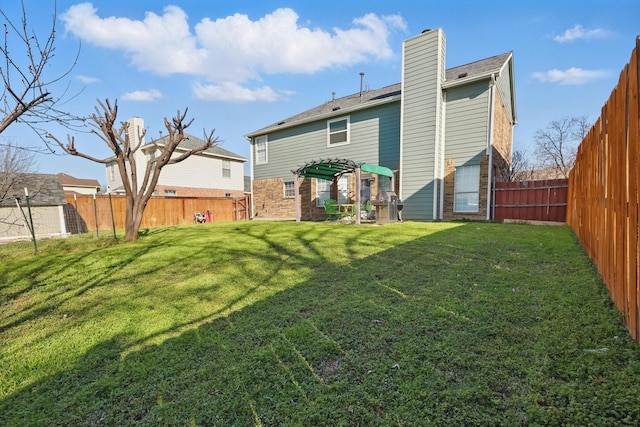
[1,221,639,426]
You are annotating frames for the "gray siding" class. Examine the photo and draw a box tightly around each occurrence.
[496,64,515,124]
[400,28,446,221]
[444,80,491,165]
[253,102,400,181]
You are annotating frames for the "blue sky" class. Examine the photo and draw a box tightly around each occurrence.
[2,0,638,185]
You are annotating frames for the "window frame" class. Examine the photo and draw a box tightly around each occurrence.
[164,189,177,197]
[454,164,480,213]
[255,135,268,165]
[222,159,231,178]
[284,181,295,198]
[315,178,331,207]
[327,116,350,147]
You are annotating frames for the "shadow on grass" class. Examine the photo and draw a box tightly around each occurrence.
[2,223,640,425]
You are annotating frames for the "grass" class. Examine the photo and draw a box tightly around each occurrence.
[1,221,639,426]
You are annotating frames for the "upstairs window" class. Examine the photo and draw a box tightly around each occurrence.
[255,136,268,164]
[222,160,231,178]
[327,117,350,146]
[454,165,480,212]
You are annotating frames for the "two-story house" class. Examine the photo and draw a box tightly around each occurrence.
[246,28,516,221]
[106,117,247,198]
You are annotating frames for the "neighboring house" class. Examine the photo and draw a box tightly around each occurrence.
[0,173,68,241]
[106,117,247,198]
[57,173,102,195]
[246,28,516,221]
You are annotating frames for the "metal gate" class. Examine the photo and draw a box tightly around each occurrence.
[492,179,568,223]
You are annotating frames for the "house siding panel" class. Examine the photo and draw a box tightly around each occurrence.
[444,81,491,164]
[400,28,446,221]
[253,103,401,181]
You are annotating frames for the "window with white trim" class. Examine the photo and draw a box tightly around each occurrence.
[255,136,267,164]
[337,174,350,204]
[327,117,350,146]
[284,181,295,198]
[164,189,177,197]
[222,160,231,178]
[454,165,480,212]
[316,179,331,207]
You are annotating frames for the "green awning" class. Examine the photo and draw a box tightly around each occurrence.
[292,159,393,181]
[360,163,393,178]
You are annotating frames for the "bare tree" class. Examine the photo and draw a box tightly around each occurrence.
[533,115,591,179]
[0,1,81,141]
[49,99,219,241]
[0,138,35,203]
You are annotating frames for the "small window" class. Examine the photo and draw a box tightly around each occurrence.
[255,136,268,164]
[222,160,231,178]
[164,189,177,197]
[327,117,350,146]
[454,165,480,212]
[284,181,295,198]
[316,179,331,207]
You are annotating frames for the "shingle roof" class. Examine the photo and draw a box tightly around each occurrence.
[444,51,512,86]
[0,173,66,207]
[147,133,247,162]
[246,52,512,137]
[56,173,101,189]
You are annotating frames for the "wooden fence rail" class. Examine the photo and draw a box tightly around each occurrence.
[65,194,251,233]
[567,37,640,343]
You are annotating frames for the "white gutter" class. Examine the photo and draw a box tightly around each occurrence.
[486,74,496,220]
[246,135,255,219]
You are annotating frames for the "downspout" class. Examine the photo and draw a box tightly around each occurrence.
[486,74,496,220]
[246,136,255,219]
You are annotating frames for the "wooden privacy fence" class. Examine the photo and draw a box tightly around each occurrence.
[567,37,640,343]
[493,179,568,223]
[65,194,251,233]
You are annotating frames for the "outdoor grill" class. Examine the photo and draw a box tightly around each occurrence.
[372,190,402,224]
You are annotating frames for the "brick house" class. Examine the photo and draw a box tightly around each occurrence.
[246,28,516,221]
[106,117,247,198]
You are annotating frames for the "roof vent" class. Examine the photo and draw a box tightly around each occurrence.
[332,107,340,111]
[458,72,468,79]
[277,121,285,125]
[422,29,431,33]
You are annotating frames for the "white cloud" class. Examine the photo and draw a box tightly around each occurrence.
[76,74,101,84]
[553,24,611,43]
[121,89,163,101]
[193,82,294,102]
[60,3,406,102]
[532,67,610,85]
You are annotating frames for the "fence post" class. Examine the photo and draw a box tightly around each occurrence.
[93,193,99,238]
[24,188,38,254]
[74,194,82,234]
[108,193,117,240]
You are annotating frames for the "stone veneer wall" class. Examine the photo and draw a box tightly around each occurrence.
[154,185,244,198]
[443,155,489,220]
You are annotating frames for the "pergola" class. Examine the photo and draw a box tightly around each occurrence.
[291,158,394,224]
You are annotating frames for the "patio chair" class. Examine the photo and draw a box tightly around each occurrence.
[323,199,341,220]
[360,199,372,219]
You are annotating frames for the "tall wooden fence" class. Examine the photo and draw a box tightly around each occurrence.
[65,194,251,233]
[567,37,639,343]
[493,179,568,223]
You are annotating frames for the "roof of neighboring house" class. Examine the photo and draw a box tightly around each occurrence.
[0,173,66,207]
[56,173,101,190]
[146,133,247,162]
[246,51,513,138]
